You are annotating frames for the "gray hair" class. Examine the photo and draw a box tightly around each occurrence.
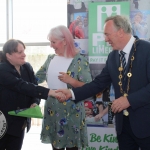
[105,15,132,34]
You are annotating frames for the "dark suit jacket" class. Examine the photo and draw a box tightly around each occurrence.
[0,61,49,137]
[73,38,150,138]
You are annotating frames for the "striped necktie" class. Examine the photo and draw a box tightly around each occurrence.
[120,51,126,77]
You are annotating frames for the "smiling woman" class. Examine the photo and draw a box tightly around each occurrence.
[0,39,63,150]
[35,25,92,150]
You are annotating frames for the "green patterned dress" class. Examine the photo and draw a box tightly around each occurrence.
[36,53,92,149]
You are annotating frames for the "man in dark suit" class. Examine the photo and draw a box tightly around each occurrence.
[57,15,150,149]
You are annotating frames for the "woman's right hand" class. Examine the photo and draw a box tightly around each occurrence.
[58,72,72,84]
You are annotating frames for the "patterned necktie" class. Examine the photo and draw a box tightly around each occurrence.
[120,51,126,77]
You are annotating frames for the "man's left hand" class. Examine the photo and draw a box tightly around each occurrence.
[111,96,130,113]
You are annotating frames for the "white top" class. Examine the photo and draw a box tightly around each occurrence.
[47,56,73,89]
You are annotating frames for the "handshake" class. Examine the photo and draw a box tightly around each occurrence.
[48,89,72,102]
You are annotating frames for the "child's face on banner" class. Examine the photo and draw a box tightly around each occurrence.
[85,107,93,116]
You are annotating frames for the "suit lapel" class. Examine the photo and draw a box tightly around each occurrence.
[125,37,140,81]
[115,50,120,69]
[123,38,140,90]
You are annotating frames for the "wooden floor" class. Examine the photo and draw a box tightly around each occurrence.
[22,125,52,150]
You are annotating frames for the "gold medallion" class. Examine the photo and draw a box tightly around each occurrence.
[127,73,132,77]
[119,75,122,79]
[108,102,112,106]
[118,81,122,86]
[123,93,128,97]
[123,110,129,116]
[131,56,134,61]
[118,67,123,71]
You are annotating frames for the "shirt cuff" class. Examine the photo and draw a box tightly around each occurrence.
[69,89,75,100]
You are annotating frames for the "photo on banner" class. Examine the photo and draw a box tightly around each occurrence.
[130,10,150,41]
[67,0,88,39]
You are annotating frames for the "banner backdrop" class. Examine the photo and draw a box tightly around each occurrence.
[88,2,130,64]
[67,0,149,149]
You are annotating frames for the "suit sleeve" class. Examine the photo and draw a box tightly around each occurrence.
[73,57,112,102]
[26,63,41,104]
[0,65,49,100]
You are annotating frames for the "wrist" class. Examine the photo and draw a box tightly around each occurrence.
[68,78,74,85]
[49,90,55,97]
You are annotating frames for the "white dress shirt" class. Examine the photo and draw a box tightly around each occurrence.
[119,36,135,63]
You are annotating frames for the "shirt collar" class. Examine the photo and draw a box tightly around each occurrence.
[119,36,135,54]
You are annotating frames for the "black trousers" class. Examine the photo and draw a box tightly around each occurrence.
[0,130,25,150]
[117,116,150,150]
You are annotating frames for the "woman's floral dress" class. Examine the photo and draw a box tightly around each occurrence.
[36,53,92,149]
